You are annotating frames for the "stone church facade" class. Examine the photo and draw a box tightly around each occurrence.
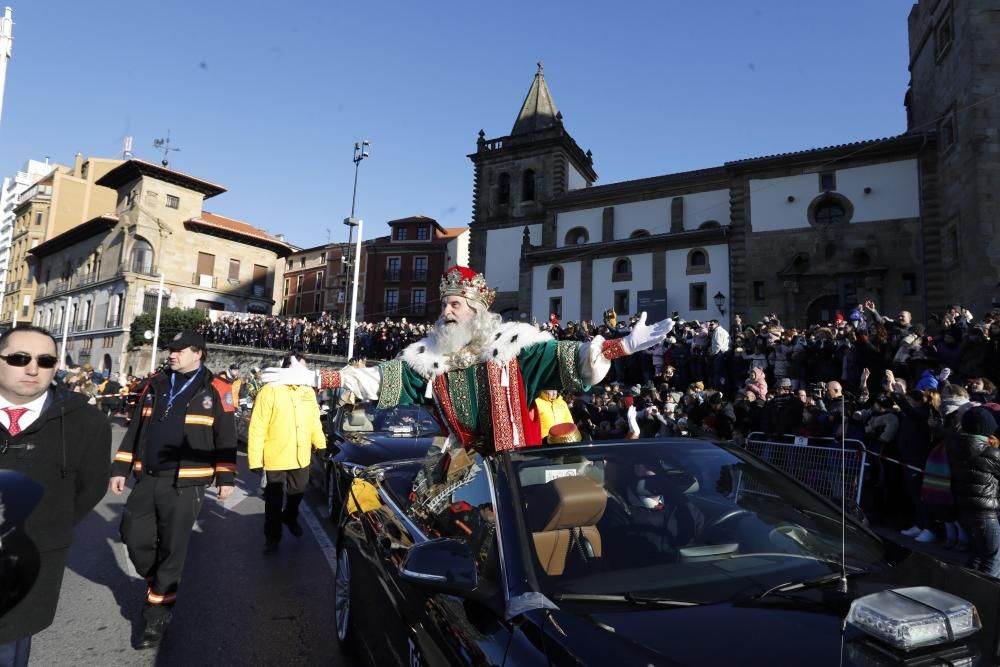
[469,1,997,327]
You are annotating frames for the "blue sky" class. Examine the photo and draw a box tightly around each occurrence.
[0,1,916,249]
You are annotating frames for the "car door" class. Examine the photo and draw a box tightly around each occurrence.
[377,454,517,666]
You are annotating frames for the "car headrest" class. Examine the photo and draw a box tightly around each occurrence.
[527,476,607,533]
[346,411,370,428]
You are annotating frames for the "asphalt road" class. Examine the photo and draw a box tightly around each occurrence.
[30,421,355,666]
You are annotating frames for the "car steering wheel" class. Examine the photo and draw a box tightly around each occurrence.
[706,509,752,535]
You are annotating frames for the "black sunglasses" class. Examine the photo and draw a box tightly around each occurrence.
[0,353,59,369]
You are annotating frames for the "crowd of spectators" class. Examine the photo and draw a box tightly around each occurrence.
[198,301,1000,577]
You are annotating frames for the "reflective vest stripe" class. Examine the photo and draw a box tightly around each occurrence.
[114,451,133,462]
[176,467,215,478]
[146,588,177,604]
[184,415,215,426]
[215,463,237,474]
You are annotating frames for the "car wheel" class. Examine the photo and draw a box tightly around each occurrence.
[335,547,358,655]
[327,466,340,523]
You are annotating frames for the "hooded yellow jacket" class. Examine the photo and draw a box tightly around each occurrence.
[533,393,574,439]
[248,383,326,470]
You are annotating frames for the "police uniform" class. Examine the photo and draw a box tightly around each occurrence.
[111,360,237,625]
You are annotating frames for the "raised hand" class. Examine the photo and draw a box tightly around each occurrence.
[624,312,675,353]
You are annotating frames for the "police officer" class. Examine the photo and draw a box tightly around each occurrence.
[109,331,237,650]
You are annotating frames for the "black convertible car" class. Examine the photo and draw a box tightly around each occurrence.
[310,401,444,521]
[335,437,999,666]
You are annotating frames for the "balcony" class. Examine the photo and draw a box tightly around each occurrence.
[120,261,158,278]
[192,273,218,289]
[106,316,122,328]
[75,323,89,332]
[413,270,428,282]
[385,270,401,282]
[35,284,45,298]
[75,273,97,288]
[5,280,19,294]
[251,283,266,297]
[53,280,68,294]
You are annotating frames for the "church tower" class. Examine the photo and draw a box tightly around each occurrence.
[468,64,597,317]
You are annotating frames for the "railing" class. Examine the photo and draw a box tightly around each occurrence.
[251,284,266,297]
[385,270,401,282]
[192,273,218,289]
[742,432,867,505]
[5,280,19,294]
[106,316,122,328]
[413,270,428,282]
[120,261,158,278]
[54,280,68,294]
[411,303,426,315]
[17,183,52,204]
[75,273,97,288]
[75,323,89,332]
[36,284,46,298]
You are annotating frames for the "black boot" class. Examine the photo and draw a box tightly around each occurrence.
[136,616,169,650]
[283,493,304,537]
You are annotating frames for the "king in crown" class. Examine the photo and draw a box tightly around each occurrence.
[264,266,672,454]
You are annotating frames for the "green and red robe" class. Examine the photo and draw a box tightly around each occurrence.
[318,322,622,453]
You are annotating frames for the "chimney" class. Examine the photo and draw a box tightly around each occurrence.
[73,152,83,175]
[275,233,285,242]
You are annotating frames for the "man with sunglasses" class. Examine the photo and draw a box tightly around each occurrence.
[109,330,237,650]
[0,325,111,667]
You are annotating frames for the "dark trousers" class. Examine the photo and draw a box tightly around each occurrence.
[962,515,1000,578]
[120,473,205,621]
[264,467,309,542]
[0,637,30,667]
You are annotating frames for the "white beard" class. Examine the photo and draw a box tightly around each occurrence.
[432,317,476,355]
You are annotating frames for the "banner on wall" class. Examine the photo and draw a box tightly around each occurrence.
[637,289,668,322]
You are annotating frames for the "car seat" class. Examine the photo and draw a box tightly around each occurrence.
[525,476,607,576]
[342,409,373,432]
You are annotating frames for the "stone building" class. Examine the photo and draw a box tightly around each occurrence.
[470,0,997,326]
[281,244,329,318]
[28,159,290,375]
[1,154,121,326]
[0,159,53,297]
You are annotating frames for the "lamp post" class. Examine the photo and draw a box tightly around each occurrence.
[342,141,370,325]
[713,291,726,316]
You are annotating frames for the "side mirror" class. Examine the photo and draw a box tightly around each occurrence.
[400,538,485,599]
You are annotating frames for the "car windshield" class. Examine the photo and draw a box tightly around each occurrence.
[339,403,442,437]
[508,440,886,604]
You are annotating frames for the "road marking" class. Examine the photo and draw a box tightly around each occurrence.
[300,501,338,575]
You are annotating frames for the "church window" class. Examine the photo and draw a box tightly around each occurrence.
[565,227,588,245]
[614,290,630,315]
[807,193,853,228]
[498,173,511,205]
[547,265,564,289]
[814,201,846,226]
[690,283,707,311]
[698,220,720,230]
[753,281,765,302]
[686,248,710,275]
[522,169,536,202]
[549,297,562,319]
[612,258,632,282]
[819,172,836,191]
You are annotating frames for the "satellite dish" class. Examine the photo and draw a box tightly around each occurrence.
[143,330,153,341]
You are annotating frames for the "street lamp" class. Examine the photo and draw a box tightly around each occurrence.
[713,291,726,316]
[342,140,370,325]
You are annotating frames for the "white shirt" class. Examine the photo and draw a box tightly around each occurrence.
[710,326,730,355]
[0,390,51,433]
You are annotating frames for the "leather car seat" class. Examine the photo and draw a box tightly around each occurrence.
[526,476,608,576]
[342,410,373,432]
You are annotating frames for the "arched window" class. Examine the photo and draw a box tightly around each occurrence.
[547,265,564,289]
[699,220,721,229]
[130,237,154,274]
[522,169,536,202]
[686,248,710,275]
[612,257,632,282]
[629,229,650,238]
[497,173,511,206]
[807,193,853,228]
[565,227,589,245]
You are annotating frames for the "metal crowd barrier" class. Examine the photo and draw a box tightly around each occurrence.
[741,432,868,505]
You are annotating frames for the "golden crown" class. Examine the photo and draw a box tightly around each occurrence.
[440,266,496,309]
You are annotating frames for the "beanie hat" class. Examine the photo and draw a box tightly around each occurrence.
[914,369,939,392]
[961,407,998,437]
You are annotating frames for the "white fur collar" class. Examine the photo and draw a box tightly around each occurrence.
[399,322,552,379]
[480,322,553,365]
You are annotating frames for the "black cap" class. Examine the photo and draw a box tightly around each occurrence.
[166,330,206,350]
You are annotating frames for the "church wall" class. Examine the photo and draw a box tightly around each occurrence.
[556,208,602,247]
[567,164,588,191]
[680,189,731,230]
[665,244,729,322]
[612,199,670,238]
[485,224,540,290]
[749,174,821,232]
[591,253,652,319]
[531,261,581,322]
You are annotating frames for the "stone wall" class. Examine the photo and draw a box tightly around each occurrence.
[121,344,347,378]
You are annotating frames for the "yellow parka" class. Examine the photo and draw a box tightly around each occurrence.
[248,383,326,471]
[533,392,574,439]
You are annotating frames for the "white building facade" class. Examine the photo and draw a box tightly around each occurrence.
[0,159,53,297]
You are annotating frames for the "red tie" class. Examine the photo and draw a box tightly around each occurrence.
[4,407,29,436]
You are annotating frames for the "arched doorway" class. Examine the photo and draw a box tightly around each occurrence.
[806,294,841,325]
[102,353,113,376]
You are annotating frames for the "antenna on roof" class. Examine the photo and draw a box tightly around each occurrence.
[152,130,181,167]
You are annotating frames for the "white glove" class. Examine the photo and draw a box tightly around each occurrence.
[623,312,674,354]
[260,357,318,387]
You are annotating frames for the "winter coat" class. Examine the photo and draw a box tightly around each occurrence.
[533,394,575,439]
[891,392,933,468]
[247,384,327,471]
[947,432,1000,519]
[112,366,238,487]
[0,389,111,642]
